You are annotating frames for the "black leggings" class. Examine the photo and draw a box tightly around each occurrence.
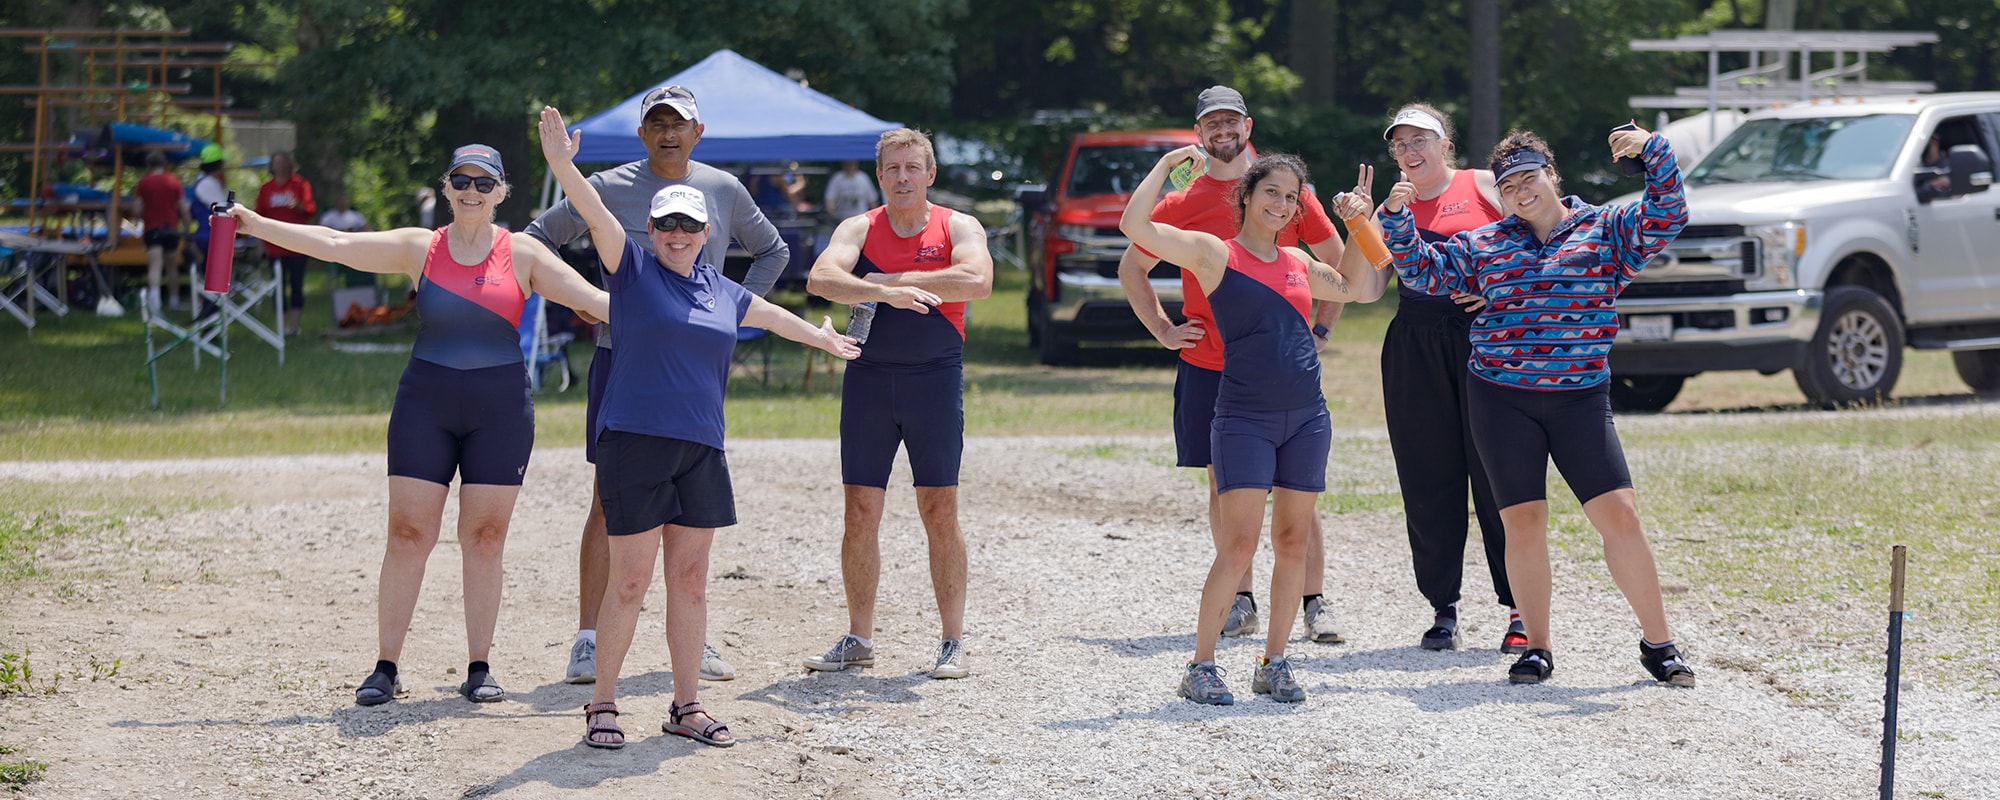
[1466,378,1633,509]
[274,254,308,310]
[1382,299,1511,610]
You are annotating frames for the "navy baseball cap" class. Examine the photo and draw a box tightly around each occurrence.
[1490,148,1550,183]
[449,144,505,178]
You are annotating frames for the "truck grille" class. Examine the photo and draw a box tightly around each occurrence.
[1679,224,1745,239]
[1621,279,1746,298]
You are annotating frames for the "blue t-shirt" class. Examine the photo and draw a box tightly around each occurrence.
[596,239,752,450]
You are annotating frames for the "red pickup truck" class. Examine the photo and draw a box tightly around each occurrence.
[1022,129,1200,365]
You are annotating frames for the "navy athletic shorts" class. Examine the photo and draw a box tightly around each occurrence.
[1466,378,1633,508]
[1173,360,1223,467]
[386,358,534,486]
[595,430,737,535]
[1210,403,1331,494]
[583,344,615,464]
[839,362,964,488]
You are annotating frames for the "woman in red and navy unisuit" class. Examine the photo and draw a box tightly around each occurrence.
[228,144,609,708]
[1379,125,1697,688]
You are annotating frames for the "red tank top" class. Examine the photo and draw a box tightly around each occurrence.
[421,226,524,323]
[860,205,964,338]
[1408,169,1502,238]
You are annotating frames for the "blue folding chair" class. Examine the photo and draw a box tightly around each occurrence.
[518,293,575,392]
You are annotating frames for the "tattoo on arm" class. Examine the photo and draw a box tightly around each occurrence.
[1309,260,1348,294]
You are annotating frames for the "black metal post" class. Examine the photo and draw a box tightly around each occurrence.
[1879,544,1907,800]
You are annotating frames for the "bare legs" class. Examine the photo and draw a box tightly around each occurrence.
[1221,474,1328,604]
[588,525,722,745]
[839,484,966,641]
[375,477,520,665]
[576,486,608,631]
[1194,487,1317,663]
[1500,488,1672,652]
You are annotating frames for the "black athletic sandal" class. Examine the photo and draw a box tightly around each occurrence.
[1508,648,1554,684]
[582,701,625,750]
[459,668,505,703]
[354,669,401,706]
[663,701,735,747]
[1639,641,1697,688]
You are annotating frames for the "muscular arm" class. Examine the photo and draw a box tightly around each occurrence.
[516,234,610,321]
[1117,149,1227,294]
[863,211,993,302]
[806,216,941,312]
[1291,246,1367,303]
[227,205,428,278]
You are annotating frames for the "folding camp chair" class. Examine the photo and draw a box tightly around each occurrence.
[519,293,575,392]
[732,326,773,386]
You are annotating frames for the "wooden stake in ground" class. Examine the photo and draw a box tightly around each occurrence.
[1879,544,1908,800]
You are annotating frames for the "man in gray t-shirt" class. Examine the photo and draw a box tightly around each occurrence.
[527,84,786,687]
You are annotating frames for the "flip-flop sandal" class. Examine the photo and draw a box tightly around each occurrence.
[581,701,625,750]
[663,701,735,748]
[459,669,505,703]
[354,670,401,706]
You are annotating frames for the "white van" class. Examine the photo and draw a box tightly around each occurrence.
[1609,92,2000,409]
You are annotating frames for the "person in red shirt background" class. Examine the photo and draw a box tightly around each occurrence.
[256,151,317,335]
[134,150,191,312]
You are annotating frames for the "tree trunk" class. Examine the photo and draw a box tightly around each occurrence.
[293,3,345,220]
[1288,0,1339,109]
[1468,0,1500,160]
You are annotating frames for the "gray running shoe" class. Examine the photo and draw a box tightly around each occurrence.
[564,637,596,684]
[1222,594,1260,637]
[700,642,737,681]
[929,638,970,679]
[1178,661,1234,705]
[1303,596,1345,644]
[802,634,875,672]
[1251,655,1306,702]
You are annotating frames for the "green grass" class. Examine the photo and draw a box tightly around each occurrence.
[0,743,46,793]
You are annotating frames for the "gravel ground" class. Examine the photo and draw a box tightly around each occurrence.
[1,430,1995,799]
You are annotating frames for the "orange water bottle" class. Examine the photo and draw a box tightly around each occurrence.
[1340,208,1393,270]
[203,192,237,293]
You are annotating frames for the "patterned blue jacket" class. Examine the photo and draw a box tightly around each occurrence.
[1383,134,1688,391]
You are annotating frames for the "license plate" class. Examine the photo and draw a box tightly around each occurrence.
[1629,314,1673,342]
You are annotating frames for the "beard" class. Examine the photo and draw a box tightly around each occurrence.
[1205,136,1245,164]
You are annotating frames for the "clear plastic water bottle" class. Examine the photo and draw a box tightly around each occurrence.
[845,301,877,344]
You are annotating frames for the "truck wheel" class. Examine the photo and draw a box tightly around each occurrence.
[1607,375,1685,412]
[1793,286,1903,408]
[1951,349,2000,396]
[1038,324,1078,366]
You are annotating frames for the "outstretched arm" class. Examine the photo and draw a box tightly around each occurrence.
[515,233,610,322]
[740,296,861,360]
[539,106,626,274]
[225,204,429,279]
[1117,146,1228,295]
[864,211,993,302]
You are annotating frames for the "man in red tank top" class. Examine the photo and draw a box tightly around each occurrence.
[1114,86,1353,645]
[804,129,994,680]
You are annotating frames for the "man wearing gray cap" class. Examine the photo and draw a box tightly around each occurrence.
[1117,85,1375,647]
[527,84,789,687]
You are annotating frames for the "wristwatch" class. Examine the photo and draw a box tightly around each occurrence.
[1312,324,1330,338]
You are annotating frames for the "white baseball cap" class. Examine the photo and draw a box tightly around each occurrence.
[1382,108,1449,141]
[649,185,708,223]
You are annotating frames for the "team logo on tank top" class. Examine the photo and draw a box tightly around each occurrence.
[915,244,945,263]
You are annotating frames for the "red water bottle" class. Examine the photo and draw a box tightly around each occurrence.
[203,191,237,293]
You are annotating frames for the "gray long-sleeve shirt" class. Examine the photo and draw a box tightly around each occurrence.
[525,159,789,348]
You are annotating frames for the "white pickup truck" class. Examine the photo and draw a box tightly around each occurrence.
[1608,92,2000,409]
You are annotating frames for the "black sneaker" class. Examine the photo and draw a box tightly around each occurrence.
[1639,641,1697,687]
[1420,607,1458,651]
[1508,648,1554,684]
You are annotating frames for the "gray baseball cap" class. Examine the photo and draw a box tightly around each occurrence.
[1194,85,1249,123]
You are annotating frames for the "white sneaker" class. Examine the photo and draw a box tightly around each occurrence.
[1303,596,1344,644]
[802,634,875,672]
[564,638,596,684]
[700,642,737,681]
[929,639,970,679]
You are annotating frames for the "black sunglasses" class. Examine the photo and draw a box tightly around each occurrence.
[448,174,500,193]
[651,214,705,233]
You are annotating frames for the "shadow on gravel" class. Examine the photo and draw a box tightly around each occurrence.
[1288,645,1507,675]
[513,670,676,714]
[1045,696,1316,730]
[1070,634,1195,658]
[734,670,927,715]
[460,733,713,797]
[1310,677,1638,716]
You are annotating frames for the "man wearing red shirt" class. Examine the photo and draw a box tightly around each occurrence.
[134,151,191,312]
[1118,86,1370,645]
[255,151,316,335]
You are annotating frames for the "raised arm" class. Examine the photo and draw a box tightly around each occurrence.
[1379,177,1477,298]
[539,106,626,275]
[225,204,429,278]
[740,295,861,360]
[863,211,992,302]
[1117,146,1228,294]
[514,233,610,322]
[1603,130,1688,286]
[806,215,941,313]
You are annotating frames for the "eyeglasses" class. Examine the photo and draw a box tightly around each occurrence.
[1388,135,1434,156]
[448,174,500,193]
[651,214,705,233]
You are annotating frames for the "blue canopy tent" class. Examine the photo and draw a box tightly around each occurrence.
[567,49,899,164]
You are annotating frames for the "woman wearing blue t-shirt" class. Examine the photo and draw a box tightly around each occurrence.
[539,107,861,749]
